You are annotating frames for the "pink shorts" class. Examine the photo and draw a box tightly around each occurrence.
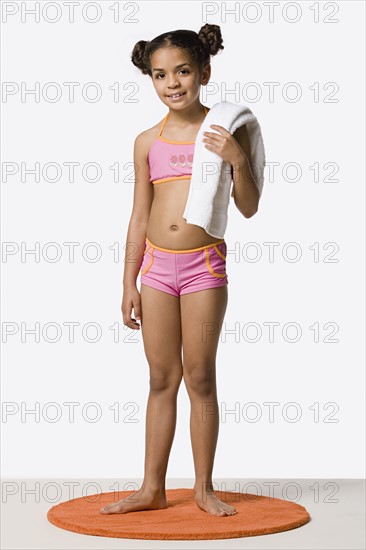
[140,237,228,297]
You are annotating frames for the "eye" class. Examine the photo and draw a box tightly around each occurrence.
[155,69,190,79]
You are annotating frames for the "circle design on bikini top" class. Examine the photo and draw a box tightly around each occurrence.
[169,153,194,168]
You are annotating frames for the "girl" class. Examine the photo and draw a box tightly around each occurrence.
[101,24,260,518]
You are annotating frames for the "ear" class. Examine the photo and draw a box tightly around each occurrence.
[201,63,211,85]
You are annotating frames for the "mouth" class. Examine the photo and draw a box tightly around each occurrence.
[166,92,186,98]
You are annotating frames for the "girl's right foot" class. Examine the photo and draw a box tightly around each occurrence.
[100,487,168,515]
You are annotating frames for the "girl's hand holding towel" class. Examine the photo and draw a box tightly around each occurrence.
[202,124,246,166]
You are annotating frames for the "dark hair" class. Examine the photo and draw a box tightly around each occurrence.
[131,24,224,77]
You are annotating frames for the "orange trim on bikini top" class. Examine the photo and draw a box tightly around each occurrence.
[157,105,209,143]
[148,106,209,184]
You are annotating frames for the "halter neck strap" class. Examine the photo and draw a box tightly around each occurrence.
[158,105,208,137]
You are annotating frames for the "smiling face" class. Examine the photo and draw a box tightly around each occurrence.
[150,46,210,109]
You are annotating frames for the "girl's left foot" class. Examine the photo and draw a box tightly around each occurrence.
[194,488,237,516]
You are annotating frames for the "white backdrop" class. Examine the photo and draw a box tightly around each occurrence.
[1,0,365,480]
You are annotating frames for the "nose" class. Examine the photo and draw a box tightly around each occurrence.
[167,77,180,89]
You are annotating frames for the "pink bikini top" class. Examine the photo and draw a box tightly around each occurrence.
[148,105,209,185]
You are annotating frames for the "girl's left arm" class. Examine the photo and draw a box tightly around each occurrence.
[230,124,260,218]
[202,124,260,219]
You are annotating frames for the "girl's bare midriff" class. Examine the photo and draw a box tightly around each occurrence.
[146,179,221,250]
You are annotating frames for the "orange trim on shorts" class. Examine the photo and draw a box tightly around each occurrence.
[141,245,154,274]
[205,248,227,278]
[213,244,226,261]
[145,236,225,254]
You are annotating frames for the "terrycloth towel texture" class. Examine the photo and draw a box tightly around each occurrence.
[182,101,266,239]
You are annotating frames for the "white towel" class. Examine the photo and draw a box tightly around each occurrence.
[182,100,266,239]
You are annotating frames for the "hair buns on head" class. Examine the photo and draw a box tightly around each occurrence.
[130,25,224,77]
[131,40,149,75]
[198,23,224,56]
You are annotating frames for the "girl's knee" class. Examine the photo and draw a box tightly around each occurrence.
[183,363,216,395]
[149,369,182,392]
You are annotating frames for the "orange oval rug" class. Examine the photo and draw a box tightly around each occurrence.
[47,488,311,540]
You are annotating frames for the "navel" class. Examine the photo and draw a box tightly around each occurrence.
[170,224,179,231]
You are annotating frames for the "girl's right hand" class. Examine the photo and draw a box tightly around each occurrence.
[121,286,142,330]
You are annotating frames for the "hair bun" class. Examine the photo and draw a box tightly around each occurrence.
[131,40,149,74]
[130,26,224,77]
[198,23,224,56]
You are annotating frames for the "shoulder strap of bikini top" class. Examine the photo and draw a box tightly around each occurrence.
[157,113,169,137]
[157,105,209,138]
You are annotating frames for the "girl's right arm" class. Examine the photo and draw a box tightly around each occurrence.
[122,131,153,330]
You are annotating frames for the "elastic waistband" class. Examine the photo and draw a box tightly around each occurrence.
[145,236,225,254]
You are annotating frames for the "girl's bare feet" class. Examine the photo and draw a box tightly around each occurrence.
[100,487,168,515]
[194,487,237,516]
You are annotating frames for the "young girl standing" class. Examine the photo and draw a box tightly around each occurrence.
[101,24,260,517]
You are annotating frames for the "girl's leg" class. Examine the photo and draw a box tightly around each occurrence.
[180,285,237,516]
[100,284,183,514]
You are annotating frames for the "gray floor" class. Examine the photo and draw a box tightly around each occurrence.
[1,478,365,549]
